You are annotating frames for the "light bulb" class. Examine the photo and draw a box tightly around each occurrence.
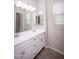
[17,1,23,6]
[24,4,28,7]
[39,11,43,15]
[16,4,20,7]
[15,1,23,8]
[26,5,32,10]
[30,7,36,11]
[21,4,26,9]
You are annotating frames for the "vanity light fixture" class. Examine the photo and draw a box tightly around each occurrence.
[30,7,36,12]
[38,11,43,15]
[26,5,36,12]
[15,1,26,9]
[16,3,20,7]
[24,4,28,9]
[26,5,32,10]
[15,1,23,8]
[15,1,36,11]
[21,3,27,9]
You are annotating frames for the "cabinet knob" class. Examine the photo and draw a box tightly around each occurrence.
[33,44,37,47]
[21,50,25,55]
[33,39,37,41]
[41,39,42,42]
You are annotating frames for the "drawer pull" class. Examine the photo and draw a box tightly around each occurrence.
[41,39,42,42]
[16,51,21,55]
[15,49,22,55]
[21,50,25,55]
[34,52,36,56]
[33,44,37,47]
[33,39,37,41]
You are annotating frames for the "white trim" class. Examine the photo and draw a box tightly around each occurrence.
[45,46,64,55]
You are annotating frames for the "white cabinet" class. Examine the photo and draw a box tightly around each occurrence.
[32,33,45,58]
[14,32,45,59]
[14,49,22,59]
[14,46,32,59]
[22,46,33,59]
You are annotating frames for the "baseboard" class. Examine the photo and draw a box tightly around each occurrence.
[45,46,64,55]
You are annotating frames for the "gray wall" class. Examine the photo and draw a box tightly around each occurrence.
[46,0,64,53]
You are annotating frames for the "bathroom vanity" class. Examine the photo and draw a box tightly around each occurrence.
[14,29,45,59]
[14,0,46,59]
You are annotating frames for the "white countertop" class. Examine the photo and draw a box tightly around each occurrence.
[14,29,45,46]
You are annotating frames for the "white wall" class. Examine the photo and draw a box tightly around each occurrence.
[36,0,48,45]
[46,0,64,53]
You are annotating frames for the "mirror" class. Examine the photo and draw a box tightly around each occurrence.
[16,13,22,33]
[14,0,44,34]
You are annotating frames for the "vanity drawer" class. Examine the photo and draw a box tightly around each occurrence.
[14,39,32,53]
[32,42,43,58]
[32,44,39,57]
[32,33,43,42]
[14,49,22,59]
[32,33,44,49]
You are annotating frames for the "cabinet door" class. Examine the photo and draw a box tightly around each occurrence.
[14,49,23,59]
[40,33,45,47]
[23,46,33,59]
[41,38,44,46]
